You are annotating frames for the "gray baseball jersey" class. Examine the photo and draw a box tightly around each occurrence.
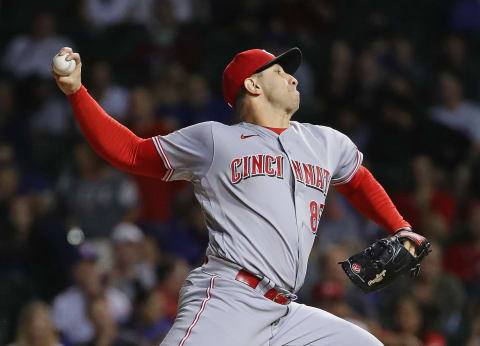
[152,120,362,292]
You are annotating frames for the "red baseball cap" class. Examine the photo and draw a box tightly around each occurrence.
[222,47,302,108]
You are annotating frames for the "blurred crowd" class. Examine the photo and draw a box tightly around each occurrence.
[1,0,480,345]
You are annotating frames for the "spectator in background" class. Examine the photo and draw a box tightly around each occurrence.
[140,234,164,272]
[429,71,480,147]
[411,242,466,342]
[168,0,211,24]
[85,295,119,346]
[385,36,426,90]
[146,0,180,48]
[428,71,480,200]
[0,148,74,333]
[7,301,62,346]
[437,34,479,100]
[392,156,456,240]
[1,195,35,270]
[125,86,185,223]
[110,222,156,302]
[85,295,137,346]
[28,78,72,137]
[0,81,26,154]
[381,242,465,344]
[334,106,371,152]
[56,142,139,239]
[80,0,138,30]
[155,258,190,321]
[467,314,480,346]
[150,63,186,125]
[1,12,73,79]
[441,34,468,75]
[366,94,420,191]
[444,201,480,295]
[321,40,355,115]
[126,86,174,136]
[157,193,209,266]
[0,146,31,342]
[87,61,129,122]
[51,243,131,345]
[301,190,368,298]
[305,244,374,324]
[0,144,21,216]
[120,289,172,345]
[176,74,232,126]
[386,296,447,346]
[313,189,366,251]
[26,77,73,178]
[310,281,370,334]
[353,49,384,119]
[98,0,211,28]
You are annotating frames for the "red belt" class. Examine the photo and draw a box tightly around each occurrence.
[235,269,291,305]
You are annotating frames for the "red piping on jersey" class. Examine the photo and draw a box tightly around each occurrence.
[179,275,218,346]
[335,166,411,234]
[67,85,167,178]
[152,136,172,170]
[331,151,361,185]
[152,136,174,181]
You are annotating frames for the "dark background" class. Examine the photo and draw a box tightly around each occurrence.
[1,1,480,345]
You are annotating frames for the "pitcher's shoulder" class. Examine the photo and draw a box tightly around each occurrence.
[290,121,340,136]
[209,121,245,133]
[179,121,230,135]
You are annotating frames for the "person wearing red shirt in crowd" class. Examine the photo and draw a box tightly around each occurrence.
[125,86,187,223]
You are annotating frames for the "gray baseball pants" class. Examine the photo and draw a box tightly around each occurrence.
[161,256,383,346]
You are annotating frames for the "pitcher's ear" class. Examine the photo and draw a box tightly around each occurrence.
[244,77,261,96]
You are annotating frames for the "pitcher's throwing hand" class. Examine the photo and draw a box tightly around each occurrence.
[52,47,82,95]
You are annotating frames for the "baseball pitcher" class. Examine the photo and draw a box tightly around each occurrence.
[53,46,430,345]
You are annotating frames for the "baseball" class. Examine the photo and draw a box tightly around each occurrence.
[52,53,76,76]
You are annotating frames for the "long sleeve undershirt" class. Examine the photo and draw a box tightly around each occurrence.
[67,85,166,179]
[335,166,411,233]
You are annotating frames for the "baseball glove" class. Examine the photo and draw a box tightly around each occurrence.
[339,229,431,293]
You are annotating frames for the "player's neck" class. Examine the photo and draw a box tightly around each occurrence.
[243,102,292,128]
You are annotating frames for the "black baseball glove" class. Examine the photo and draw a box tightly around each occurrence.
[339,229,431,293]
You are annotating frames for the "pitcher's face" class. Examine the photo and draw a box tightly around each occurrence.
[259,64,300,114]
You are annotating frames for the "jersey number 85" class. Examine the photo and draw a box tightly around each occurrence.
[309,201,325,234]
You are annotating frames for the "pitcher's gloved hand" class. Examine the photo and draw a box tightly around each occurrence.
[339,229,431,293]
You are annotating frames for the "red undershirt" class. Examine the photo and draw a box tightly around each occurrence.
[264,126,287,135]
[68,85,410,234]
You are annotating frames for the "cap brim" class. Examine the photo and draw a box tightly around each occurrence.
[255,47,302,75]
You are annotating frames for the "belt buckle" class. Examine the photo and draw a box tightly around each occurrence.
[272,292,290,305]
[265,287,292,305]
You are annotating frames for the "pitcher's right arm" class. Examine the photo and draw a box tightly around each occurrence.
[52,47,166,179]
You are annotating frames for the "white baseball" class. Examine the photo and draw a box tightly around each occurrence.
[52,53,76,76]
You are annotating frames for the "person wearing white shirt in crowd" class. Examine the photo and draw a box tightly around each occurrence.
[429,71,480,145]
[110,222,156,302]
[51,243,131,345]
[2,12,73,79]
